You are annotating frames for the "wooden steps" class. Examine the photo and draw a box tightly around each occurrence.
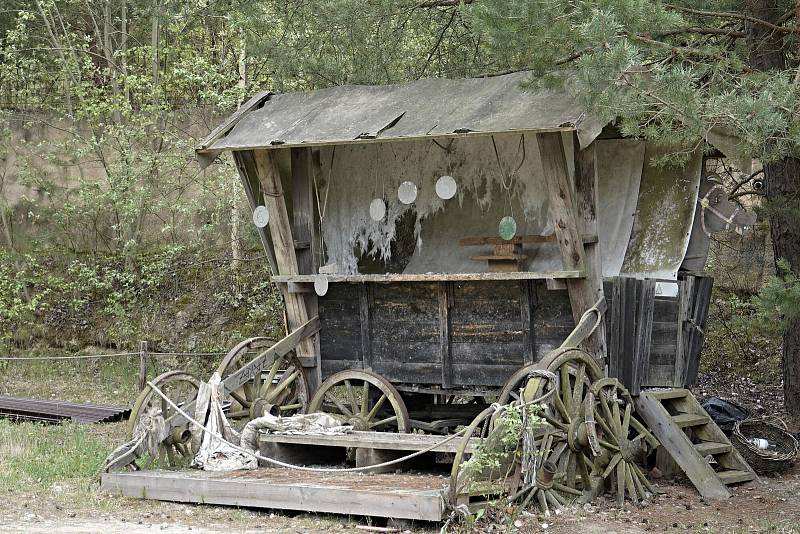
[636,388,757,499]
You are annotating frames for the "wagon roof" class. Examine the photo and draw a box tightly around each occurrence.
[195,71,606,166]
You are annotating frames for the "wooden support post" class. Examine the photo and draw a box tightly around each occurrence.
[438,282,453,388]
[138,340,148,392]
[253,149,315,361]
[233,151,279,274]
[572,135,607,362]
[537,132,603,360]
[291,147,321,389]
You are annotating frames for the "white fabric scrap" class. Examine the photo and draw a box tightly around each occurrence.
[192,373,258,472]
[240,412,352,453]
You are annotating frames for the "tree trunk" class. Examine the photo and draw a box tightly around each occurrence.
[746,0,800,416]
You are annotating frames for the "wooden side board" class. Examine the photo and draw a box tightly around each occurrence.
[101,469,448,521]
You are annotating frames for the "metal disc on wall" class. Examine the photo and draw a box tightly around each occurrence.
[314,275,329,296]
[435,175,457,200]
[252,205,270,228]
[369,198,386,221]
[397,181,418,205]
[498,216,517,241]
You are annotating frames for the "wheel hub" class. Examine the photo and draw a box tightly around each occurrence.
[250,398,279,419]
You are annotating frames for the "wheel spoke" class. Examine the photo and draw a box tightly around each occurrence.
[261,357,283,397]
[266,369,300,402]
[361,381,370,418]
[344,380,359,415]
[325,390,353,416]
[366,393,388,422]
[602,452,622,478]
[622,403,632,436]
[279,403,303,412]
[560,365,573,414]
[616,460,625,506]
[370,415,397,429]
[230,390,250,408]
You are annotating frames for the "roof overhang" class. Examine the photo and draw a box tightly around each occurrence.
[195,72,606,168]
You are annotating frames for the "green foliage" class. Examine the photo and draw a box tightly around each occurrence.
[752,259,800,335]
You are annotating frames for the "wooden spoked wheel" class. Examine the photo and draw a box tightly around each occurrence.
[216,337,309,425]
[449,405,512,506]
[584,378,659,506]
[306,369,410,432]
[128,370,201,467]
[499,349,604,493]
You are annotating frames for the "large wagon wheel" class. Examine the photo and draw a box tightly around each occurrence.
[307,369,410,432]
[584,378,659,506]
[498,349,604,493]
[128,370,201,467]
[216,337,309,425]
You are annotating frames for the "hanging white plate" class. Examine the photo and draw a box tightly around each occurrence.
[398,181,418,204]
[435,175,457,200]
[314,275,329,296]
[252,205,269,228]
[369,198,386,221]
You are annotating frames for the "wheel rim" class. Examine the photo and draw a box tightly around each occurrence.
[498,349,603,492]
[127,370,201,468]
[217,337,308,422]
[584,377,658,505]
[307,369,410,432]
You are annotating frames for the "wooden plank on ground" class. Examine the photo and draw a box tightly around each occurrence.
[101,470,447,521]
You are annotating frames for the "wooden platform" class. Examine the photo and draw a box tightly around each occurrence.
[259,430,479,453]
[101,468,449,521]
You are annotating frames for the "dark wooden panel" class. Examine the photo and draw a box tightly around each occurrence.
[321,359,363,377]
[371,340,441,364]
[643,364,675,387]
[452,364,520,386]
[371,361,442,384]
[451,343,526,366]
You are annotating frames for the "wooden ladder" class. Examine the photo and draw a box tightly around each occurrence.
[635,388,757,499]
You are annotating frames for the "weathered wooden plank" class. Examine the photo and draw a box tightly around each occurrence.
[450,343,527,366]
[233,151,278,274]
[632,279,656,395]
[674,276,695,387]
[371,361,442,384]
[359,284,373,370]
[439,282,453,388]
[101,470,447,521]
[253,149,315,361]
[370,340,440,364]
[452,363,520,386]
[684,275,713,386]
[519,280,535,364]
[635,392,731,499]
[573,136,607,361]
[271,271,585,283]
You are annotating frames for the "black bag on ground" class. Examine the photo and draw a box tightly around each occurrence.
[700,397,750,433]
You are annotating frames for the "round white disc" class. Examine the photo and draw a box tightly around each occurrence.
[397,181,418,205]
[252,205,269,228]
[314,275,329,296]
[369,198,386,221]
[435,175,457,200]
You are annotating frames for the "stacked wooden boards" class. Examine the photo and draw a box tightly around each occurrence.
[315,274,711,392]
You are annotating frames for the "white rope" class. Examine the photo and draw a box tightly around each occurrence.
[147,380,470,473]
[147,373,557,474]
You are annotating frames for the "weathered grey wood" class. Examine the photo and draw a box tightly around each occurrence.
[272,271,585,283]
[632,279,656,395]
[684,275,713,386]
[608,277,624,379]
[537,132,597,335]
[101,469,447,521]
[635,392,731,499]
[674,276,694,387]
[573,136,607,362]
[254,149,315,361]
[459,234,598,246]
[439,282,453,388]
[359,283,373,371]
[519,280,535,364]
[233,150,278,274]
[259,430,482,453]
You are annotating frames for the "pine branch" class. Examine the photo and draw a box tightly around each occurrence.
[665,4,800,35]
[654,27,747,39]
[416,0,474,8]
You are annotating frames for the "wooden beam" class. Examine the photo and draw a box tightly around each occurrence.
[271,271,585,283]
[536,132,598,340]
[438,282,453,388]
[253,149,315,360]
[572,134,608,362]
[459,233,598,246]
[233,150,278,274]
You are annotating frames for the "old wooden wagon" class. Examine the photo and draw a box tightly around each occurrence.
[103,73,759,517]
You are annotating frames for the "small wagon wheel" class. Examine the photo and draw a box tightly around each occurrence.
[128,370,201,467]
[498,348,603,493]
[216,337,309,423]
[449,405,514,507]
[307,369,410,432]
[584,377,659,506]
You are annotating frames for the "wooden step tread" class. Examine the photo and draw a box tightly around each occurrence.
[694,441,732,456]
[647,388,690,400]
[672,413,710,428]
[717,470,755,485]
